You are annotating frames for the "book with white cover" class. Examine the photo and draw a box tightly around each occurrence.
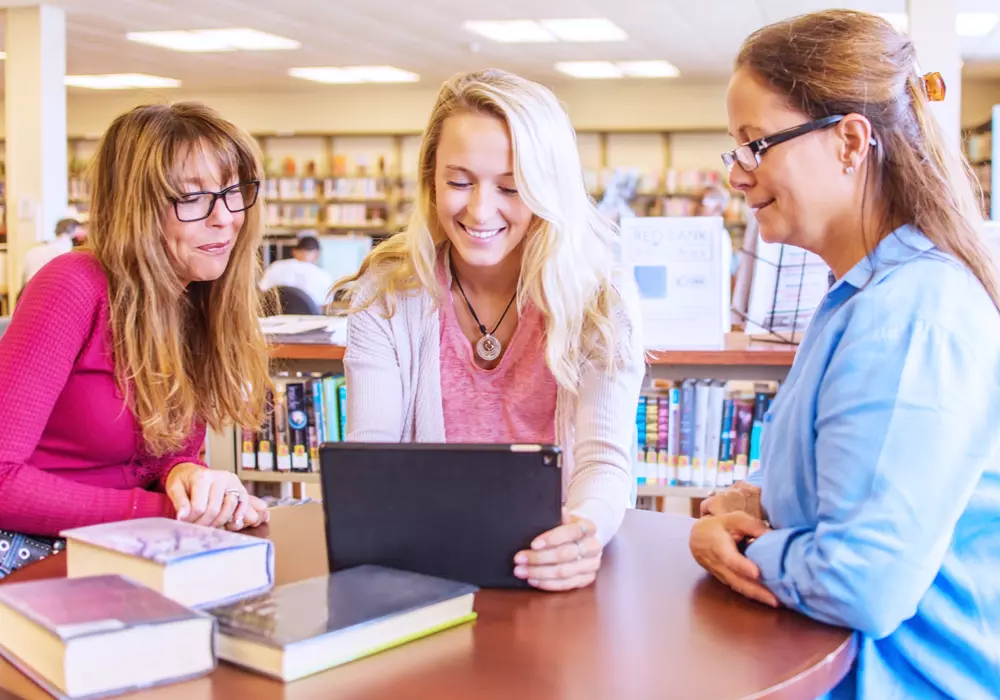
[61,518,274,609]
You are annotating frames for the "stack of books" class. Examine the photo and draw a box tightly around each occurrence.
[0,518,478,697]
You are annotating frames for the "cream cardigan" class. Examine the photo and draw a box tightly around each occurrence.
[343,266,645,545]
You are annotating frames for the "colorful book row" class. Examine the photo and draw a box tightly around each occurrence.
[240,372,347,473]
[635,379,774,489]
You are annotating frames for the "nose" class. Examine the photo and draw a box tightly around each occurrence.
[727,163,754,192]
[466,184,499,224]
[207,196,235,227]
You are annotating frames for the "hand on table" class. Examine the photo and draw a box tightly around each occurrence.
[164,462,270,531]
[513,509,601,592]
[700,482,764,519]
[689,512,778,608]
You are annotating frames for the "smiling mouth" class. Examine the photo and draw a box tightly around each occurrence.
[197,241,232,253]
[750,199,775,212]
[459,222,506,240]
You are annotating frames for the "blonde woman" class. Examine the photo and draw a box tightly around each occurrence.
[336,69,645,592]
[0,102,272,557]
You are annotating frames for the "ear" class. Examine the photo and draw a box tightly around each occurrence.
[835,113,875,173]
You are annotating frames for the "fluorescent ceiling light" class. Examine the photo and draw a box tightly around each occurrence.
[556,60,680,79]
[540,18,628,42]
[126,28,300,52]
[462,20,556,43]
[878,12,1000,37]
[618,60,680,77]
[289,65,420,84]
[65,73,182,89]
[555,61,623,79]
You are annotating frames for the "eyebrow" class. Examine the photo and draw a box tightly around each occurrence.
[444,165,514,177]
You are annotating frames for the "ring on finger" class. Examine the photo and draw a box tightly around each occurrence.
[224,489,244,502]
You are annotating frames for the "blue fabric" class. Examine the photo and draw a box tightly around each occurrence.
[745,225,1000,699]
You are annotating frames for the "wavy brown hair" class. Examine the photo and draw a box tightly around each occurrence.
[737,9,1000,310]
[87,102,272,456]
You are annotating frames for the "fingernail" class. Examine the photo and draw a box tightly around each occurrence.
[235,519,244,530]
[528,579,539,587]
[514,566,527,577]
[177,508,188,519]
[515,553,527,564]
[532,539,545,550]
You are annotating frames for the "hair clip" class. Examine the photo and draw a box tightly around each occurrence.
[922,72,946,102]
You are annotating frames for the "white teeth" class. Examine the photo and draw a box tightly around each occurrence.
[462,225,503,239]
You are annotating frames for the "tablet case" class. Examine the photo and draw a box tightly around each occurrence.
[319,443,562,589]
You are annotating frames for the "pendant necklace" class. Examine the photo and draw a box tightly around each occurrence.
[451,268,517,362]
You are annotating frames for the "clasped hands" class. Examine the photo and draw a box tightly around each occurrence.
[164,462,270,532]
[690,482,779,608]
[513,508,602,591]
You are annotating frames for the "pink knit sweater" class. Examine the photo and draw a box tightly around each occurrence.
[0,252,205,537]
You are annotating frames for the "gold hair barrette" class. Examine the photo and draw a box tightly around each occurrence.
[922,71,946,102]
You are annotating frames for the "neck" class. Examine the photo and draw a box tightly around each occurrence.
[815,197,896,281]
[449,243,522,300]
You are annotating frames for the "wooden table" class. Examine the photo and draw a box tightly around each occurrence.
[0,507,856,700]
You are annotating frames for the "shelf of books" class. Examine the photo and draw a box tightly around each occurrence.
[212,333,795,509]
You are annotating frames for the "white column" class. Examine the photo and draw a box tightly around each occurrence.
[907,0,962,149]
[4,4,67,304]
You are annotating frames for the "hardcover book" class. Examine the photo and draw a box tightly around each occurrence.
[61,517,274,608]
[0,574,215,699]
[210,564,477,682]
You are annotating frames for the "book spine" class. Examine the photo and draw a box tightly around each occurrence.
[704,381,725,489]
[274,386,291,472]
[286,382,310,472]
[717,398,734,488]
[677,379,695,486]
[257,387,275,472]
[667,387,680,486]
[692,380,710,487]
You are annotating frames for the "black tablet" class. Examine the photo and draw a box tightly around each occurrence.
[319,443,563,589]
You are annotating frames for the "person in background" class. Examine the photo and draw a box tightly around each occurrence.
[21,218,83,284]
[692,183,731,218]
[259,234,334,309]
[334,69,645,592]
[691,10,1000,699]
[0,102,273,559]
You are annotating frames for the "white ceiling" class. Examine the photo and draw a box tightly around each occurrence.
[1,0,1000,93]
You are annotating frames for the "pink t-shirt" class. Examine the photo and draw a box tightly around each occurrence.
[438,268,557,444]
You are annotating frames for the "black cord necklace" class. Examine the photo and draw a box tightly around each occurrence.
[451,265,517,362]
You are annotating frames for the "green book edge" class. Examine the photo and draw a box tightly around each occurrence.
[292,610,478,681]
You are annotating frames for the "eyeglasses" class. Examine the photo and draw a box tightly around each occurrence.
[721,115,847,173]
[172,181,260,223]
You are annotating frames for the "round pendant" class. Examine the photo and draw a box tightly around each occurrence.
[476,333,502,361]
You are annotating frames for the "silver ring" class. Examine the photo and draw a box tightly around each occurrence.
[224,489,242,500]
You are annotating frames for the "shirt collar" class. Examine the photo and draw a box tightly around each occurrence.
[829,224,936,293]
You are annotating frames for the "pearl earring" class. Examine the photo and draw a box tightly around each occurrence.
[845,166,856,175]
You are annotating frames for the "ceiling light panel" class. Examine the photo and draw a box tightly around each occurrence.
[618,60,680,77]
[540,18,628,42]
[462,20,556,43]
[65,73,182,89]
[555,61,623,79]
[126,28,300,52]
[289,66,420,84]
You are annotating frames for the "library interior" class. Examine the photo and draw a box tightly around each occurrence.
[0,1,998,699]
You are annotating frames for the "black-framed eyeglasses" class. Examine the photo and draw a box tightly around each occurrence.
[172,180,260,223]
[721,115,848,173]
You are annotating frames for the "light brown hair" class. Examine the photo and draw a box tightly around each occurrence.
[737,9,999,309]
[87,102,272,456]
[335,69,636,390]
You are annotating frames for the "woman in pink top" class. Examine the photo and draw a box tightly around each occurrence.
[0,103,272,560]
[336,69,645,591]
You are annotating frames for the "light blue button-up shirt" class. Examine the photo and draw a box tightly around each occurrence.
[746,224,1000,699]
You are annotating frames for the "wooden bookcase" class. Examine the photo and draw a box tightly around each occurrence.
[206,334,796,504]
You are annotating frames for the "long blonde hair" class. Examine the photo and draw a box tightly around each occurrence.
[738,9,999,310]
[336,69,633,389]
[87,102,272,456]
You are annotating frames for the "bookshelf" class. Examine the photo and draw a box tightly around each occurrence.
[208,332,796,512]
[964,107,998,221]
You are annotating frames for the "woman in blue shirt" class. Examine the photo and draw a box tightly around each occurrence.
[691,9,1000,699]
